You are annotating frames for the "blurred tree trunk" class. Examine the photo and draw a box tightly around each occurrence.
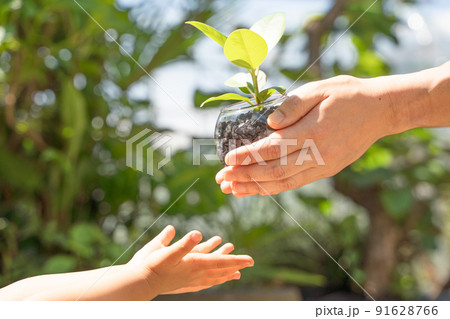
[334,182,403,299]
[305,0,407,300]
[361,198,404,299]
[305,0,349,78]
[335,180,425,299]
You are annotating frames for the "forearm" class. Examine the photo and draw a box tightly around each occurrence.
[0,266,124,300]
[0,265,157,301]
[25,266,155,301]
[375,61,450,135]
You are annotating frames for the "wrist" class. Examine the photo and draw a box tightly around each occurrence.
[373,62,450,134]
[122,264,161,301]
[368,73,426,135]
[358,76,405,139]
[427,62,450,127]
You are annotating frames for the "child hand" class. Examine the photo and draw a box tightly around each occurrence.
[126,225,254,298]
[162,231,237,294]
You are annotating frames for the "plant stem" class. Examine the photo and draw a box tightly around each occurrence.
[250,67,260,105]
[246,83,258,103]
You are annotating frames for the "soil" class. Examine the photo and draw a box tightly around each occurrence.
[215,105,278,165]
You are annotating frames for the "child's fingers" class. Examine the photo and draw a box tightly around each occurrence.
[182,285,211,293]
[152,225,176,247]
[190,236,222,254]
[232,271,241,280]
[193,254,254,269]
[212,243,234,255]
[163,271,242,295]
[165,231,203,263]
[200,271,241,287]
[203,266,246,278]
[134,225,175,257]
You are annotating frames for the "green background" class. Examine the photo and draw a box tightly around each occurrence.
[0,0,449,300]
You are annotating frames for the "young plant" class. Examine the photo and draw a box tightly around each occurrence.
[186,13,286,111]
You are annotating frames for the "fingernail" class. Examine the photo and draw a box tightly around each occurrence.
[232,273,241,280]
[269,110,284,125]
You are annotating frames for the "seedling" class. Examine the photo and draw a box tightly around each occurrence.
[186,13,286,111]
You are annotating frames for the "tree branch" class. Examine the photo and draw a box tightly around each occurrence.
[305,0,349,78]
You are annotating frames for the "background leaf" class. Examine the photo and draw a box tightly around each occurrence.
[380,188,413,221]
[42,255,77,275]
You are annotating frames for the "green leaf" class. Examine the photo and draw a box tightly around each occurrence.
[239,82,256,95]
[259,86,286,102]
[224,70,266,89]
[194,89,225,107]
[239,86,251,94]
[224,29,268,69]
[200,93,252,107]
[185,21,227,47]
[250,13,286,51]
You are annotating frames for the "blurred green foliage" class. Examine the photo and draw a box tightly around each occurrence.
[0,0,449,300]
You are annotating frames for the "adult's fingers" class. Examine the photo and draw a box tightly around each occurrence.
[221,148,317,183]
[224,102,324,167]
[218,181,254,198]
[224,127,306,167]
[215,169,225,184]
[220,181,232,194]
[164,231,203,263]
[223,181,255,198]
[230,167,328,196]
[190,236,222,254]
[268,82,325,130]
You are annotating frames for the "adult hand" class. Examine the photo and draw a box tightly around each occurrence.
[215,75,399,197]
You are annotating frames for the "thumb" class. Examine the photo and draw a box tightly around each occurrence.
[131,225,176,261]
[146,225,176,249]
[165,230,203,263]
[268,82,325,130]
